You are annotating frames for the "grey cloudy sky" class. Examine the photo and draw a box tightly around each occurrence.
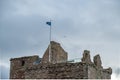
[0,0,120,79]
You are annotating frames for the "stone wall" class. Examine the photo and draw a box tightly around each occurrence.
[10,53,112,79]
[41,41,68,64]
[88,65,112,79]
[10,55,39,79]
[25,62,88,79]
[102,67,112,79]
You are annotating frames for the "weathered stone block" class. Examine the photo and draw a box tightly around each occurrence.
[41,41,68,64]
[81,50,92,64]
[93,54,102,68]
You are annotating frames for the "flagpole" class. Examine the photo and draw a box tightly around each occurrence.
[49,20,52,63]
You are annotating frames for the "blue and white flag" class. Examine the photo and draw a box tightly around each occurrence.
[46,21,51,26]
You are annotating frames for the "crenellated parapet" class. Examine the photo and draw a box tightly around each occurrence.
[81,50,112,79]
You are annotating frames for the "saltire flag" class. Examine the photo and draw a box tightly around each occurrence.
[46,21,51,26]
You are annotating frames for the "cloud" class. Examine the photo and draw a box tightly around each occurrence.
[1,67,9,79]
[0,61,10,79]
[115,68,120,77]
[112,73,120,80]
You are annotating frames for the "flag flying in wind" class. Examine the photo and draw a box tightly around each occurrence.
[46,21,51,26]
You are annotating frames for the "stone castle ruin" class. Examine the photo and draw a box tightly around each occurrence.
[10,41,112,79]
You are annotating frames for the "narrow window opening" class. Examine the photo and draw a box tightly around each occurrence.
[21,61,25,66]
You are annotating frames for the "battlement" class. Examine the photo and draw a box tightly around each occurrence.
[10,55,39,62]
[10,41,112,79]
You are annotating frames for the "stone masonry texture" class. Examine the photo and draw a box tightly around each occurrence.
[41,41,68,64]
[10,41,112,79]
